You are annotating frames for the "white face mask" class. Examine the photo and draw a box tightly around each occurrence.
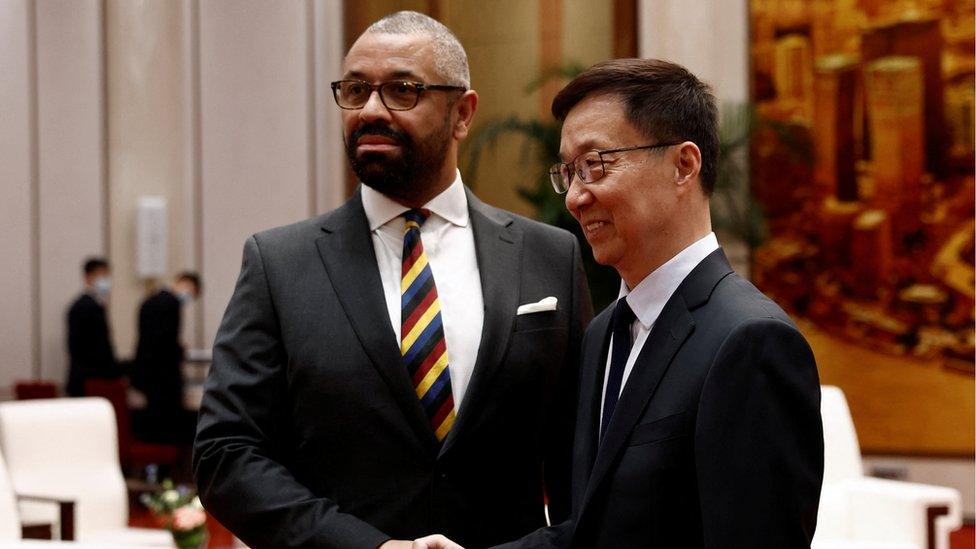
[93,276,111,296]
[177,290,195,305]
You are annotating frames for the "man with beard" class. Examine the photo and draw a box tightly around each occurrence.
[194,11,592,549]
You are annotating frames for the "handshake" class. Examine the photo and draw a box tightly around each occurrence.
[381,535,465,549]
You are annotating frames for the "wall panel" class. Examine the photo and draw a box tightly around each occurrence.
[0,0,36,392]
[313,0,346,215]
[35,0,105,384]
[638,0,748,105]
[198,0,314,344]
[105,0,189,356]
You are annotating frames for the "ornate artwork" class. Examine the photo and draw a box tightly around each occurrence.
[749,0,975,455]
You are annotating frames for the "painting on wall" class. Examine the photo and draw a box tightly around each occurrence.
[748,0,974,455]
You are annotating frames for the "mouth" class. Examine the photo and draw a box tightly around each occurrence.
[356,135,400,153]
[582,220,609,234]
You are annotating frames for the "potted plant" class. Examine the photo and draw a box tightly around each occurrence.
[140,479,208,549]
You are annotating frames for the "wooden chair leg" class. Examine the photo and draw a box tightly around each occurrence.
[926,505,950,549]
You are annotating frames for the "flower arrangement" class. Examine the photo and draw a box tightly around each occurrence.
[140,480,208,549]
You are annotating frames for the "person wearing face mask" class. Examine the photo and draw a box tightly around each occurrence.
[65,257,122,397]
[131,271,201,445]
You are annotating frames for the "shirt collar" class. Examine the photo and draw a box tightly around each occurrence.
[361,170,469,230]
[619,232,720,328]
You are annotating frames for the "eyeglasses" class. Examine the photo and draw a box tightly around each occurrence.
[330,79,467,111]
[549,142,681,194]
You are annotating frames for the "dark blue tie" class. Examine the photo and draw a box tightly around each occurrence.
[601,297,636,439]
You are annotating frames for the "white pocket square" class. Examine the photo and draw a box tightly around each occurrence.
[516,296,558,315]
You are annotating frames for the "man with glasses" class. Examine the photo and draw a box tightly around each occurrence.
[420,59,823,549]
[194,11,592,549]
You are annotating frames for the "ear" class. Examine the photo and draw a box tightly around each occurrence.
[453,90,478,141]
[674,141,702,189]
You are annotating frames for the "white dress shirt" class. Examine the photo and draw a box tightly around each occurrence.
[361,172,484,409]
[600,233,720,425]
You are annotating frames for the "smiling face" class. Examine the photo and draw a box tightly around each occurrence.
[341,32,476,206]
[560,93,686,286]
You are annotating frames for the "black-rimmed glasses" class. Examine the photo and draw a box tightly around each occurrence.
[330,80,467,111]
[549,142,682,194]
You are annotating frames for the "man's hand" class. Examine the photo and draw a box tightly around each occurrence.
[378,541,413,549]
[412,534,464,549]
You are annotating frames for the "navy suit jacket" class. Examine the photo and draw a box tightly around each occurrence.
[500,249,823,548]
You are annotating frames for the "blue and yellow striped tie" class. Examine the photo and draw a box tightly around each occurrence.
[400,209,455,442]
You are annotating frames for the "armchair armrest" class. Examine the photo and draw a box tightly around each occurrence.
[15,494,75,541]
[836,477,961,549]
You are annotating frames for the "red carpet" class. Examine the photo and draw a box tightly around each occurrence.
[129,496,235,548]
[953,524,975,549]
[130,497,974,549]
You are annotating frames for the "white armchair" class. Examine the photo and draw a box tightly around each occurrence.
[0,437,76,542]
[813,386,963,549]
[0,449,20,542]
[0,398,173,546]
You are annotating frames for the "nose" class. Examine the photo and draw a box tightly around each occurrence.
[358,89,392,123]
[564,179,593,215]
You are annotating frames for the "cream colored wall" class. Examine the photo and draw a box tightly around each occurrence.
[562,0,613,68]
[448,0,542,218]
[0,0,345,394]
[0,0,107,393]
[0,0,35,390]
[105,0,190,356]
[638,0,749,105]
[198,0,317,343]
[35,0,107,384]
[315,0,347,214]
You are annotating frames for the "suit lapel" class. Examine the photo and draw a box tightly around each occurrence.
[578,299,695,513]
[575,248,735,520]
[439,190,522,456]
[572,309,612,513]
[314,192,437,448]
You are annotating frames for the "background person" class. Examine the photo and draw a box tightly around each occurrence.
[65,257,121,397]
[131,271,201,445]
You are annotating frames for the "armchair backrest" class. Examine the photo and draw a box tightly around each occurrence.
[820,385,864,485]
[0,397,128,538]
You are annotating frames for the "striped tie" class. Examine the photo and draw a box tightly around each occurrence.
[400,209,455,442]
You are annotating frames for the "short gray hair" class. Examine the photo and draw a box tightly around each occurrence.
[363,11,470,89]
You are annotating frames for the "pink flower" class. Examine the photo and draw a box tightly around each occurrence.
[171,506,207,531]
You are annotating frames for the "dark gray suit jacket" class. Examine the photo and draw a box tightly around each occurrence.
[193,188,593,549]
[500,249,823,548]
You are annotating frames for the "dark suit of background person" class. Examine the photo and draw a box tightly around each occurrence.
[193,11,593,549]
[66,294,120,397]
[66,258,120,397]
[132,288,188,443]
[490,59,823,549]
